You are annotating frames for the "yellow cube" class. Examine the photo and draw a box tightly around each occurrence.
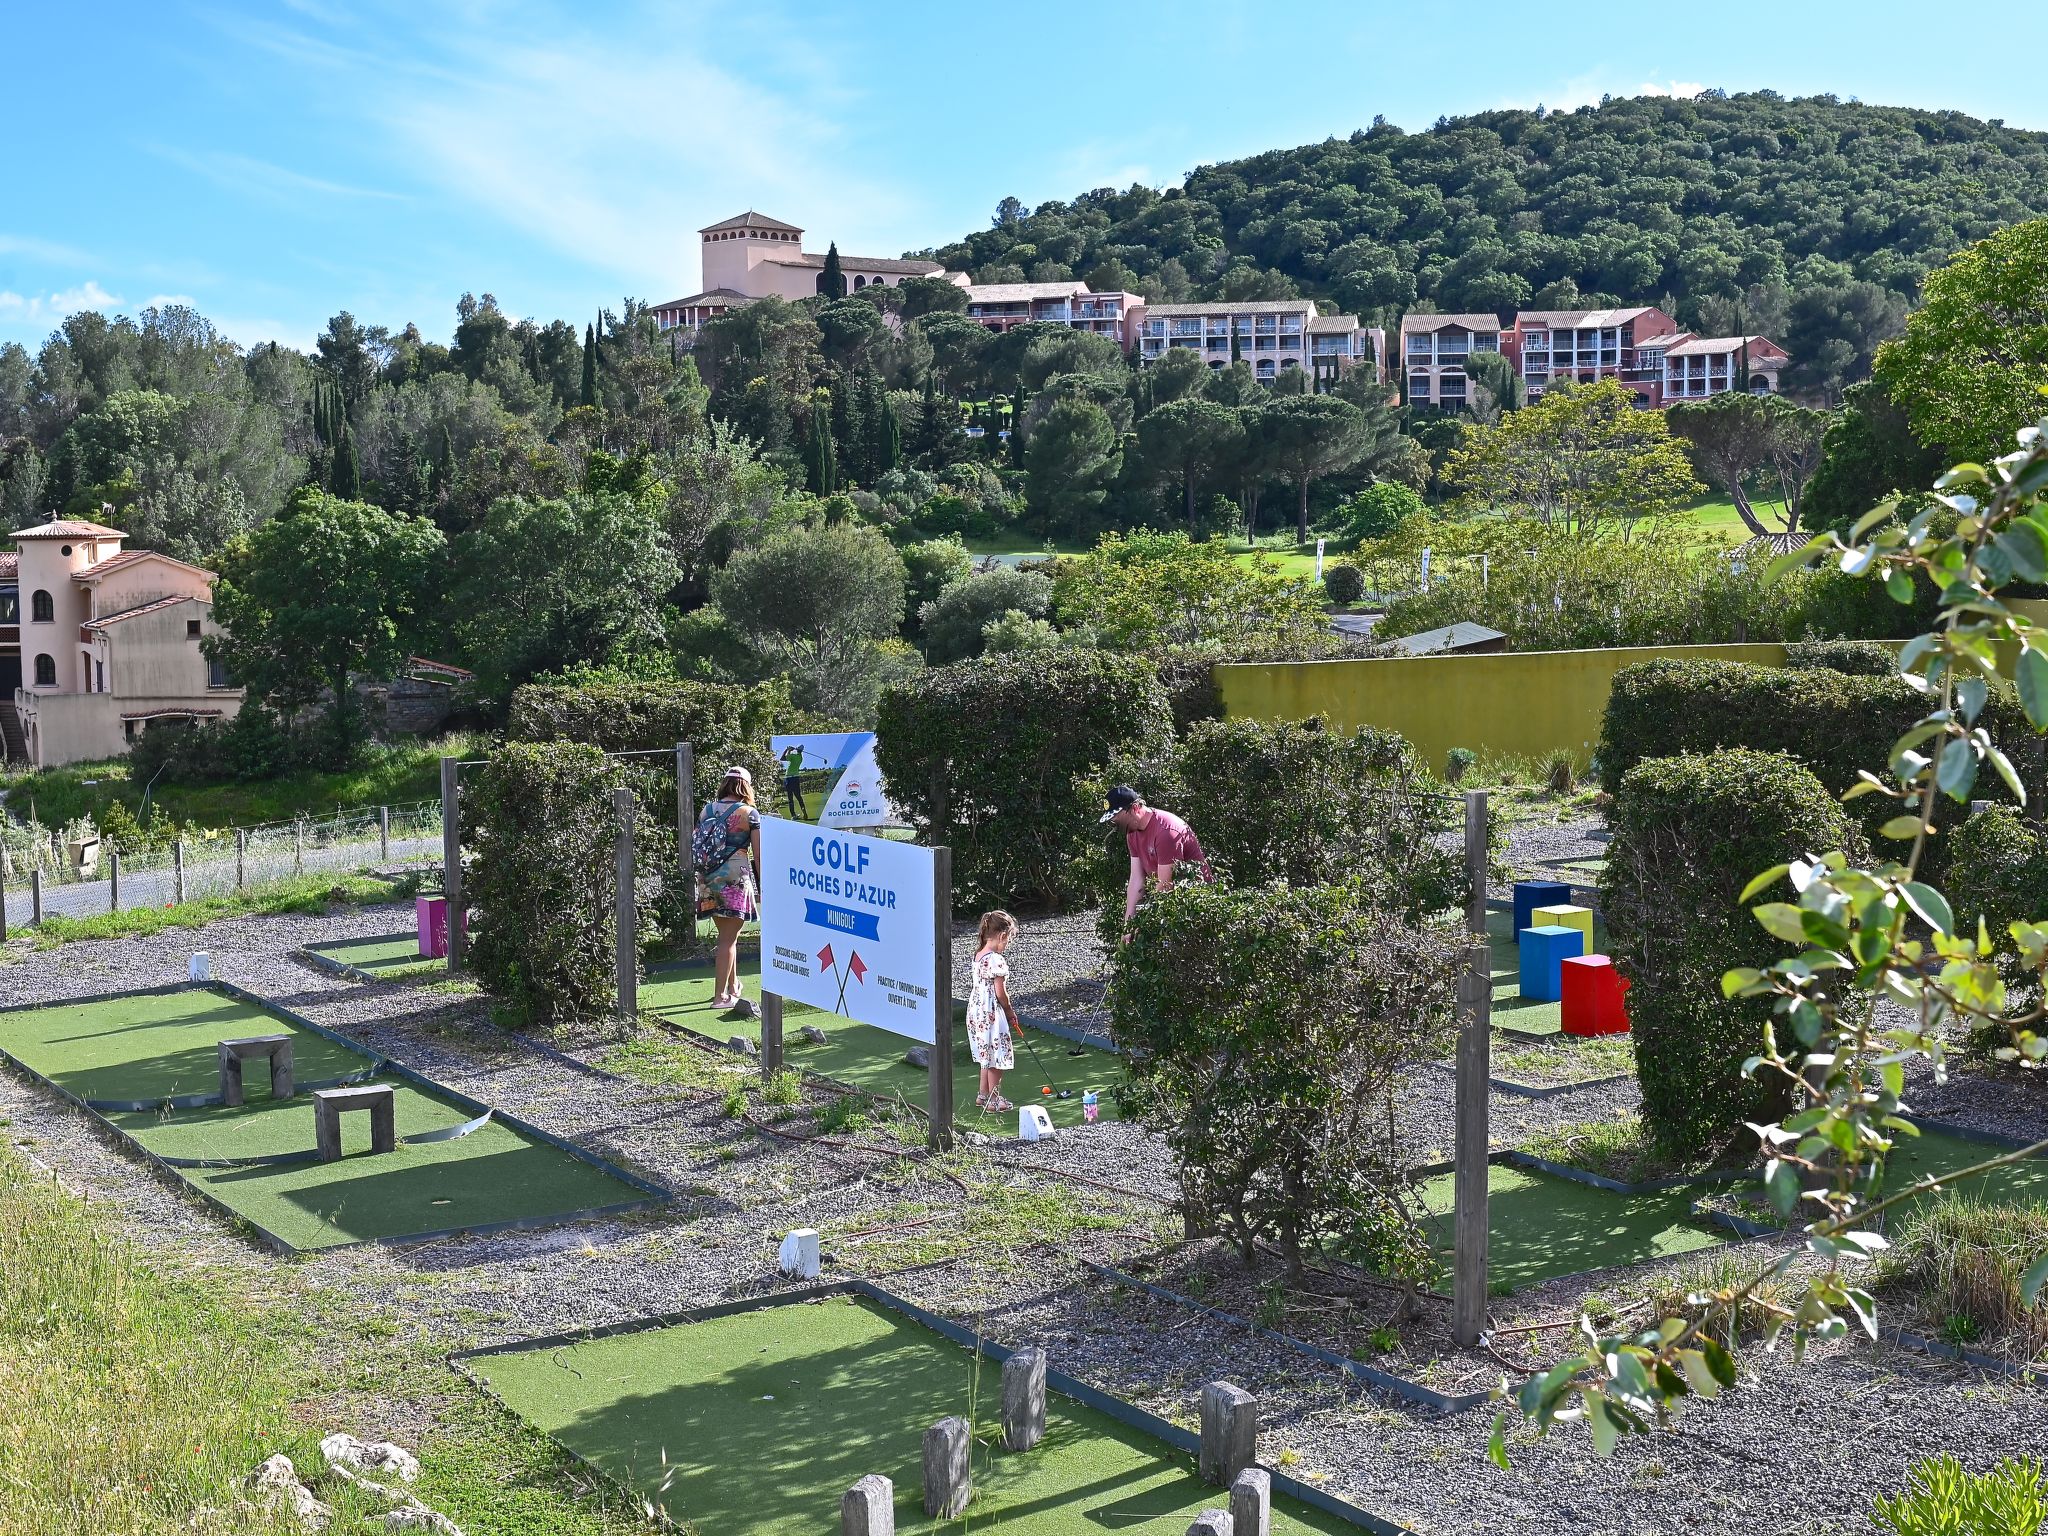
[1533,903,1593,947]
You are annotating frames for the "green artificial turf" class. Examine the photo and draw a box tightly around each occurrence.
[308,933,434,977]
[1488,906,1610,1039]
[642,959,1121,1132]
[1413,1162,1726,1292]
[1876,1127,2048,1205]
[0,989,647,1250]
[468,1294,1358,1535]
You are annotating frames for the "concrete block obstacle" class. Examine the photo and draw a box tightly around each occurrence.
[922,1416,971,1518]
[1511,880,1572,938]
[1230,1467,1272,1536]
[841,1473,894,1536]
[1518,924,1584,1002]
[1001,1347,1047,1451]
[218,1035,295,1107]
[1199,1381,1257,1486]
[778,1228,821,1279]
[313,1084,396,1162]
[1561,954,1631,1036]
[1532,902,1593,947]
[1187,1511,1233,1535]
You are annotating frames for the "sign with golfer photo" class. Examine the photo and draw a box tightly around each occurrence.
[757,816,939,1043]
[768,731,900,829]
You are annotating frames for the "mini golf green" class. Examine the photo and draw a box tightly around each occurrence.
[464,1292,1361,1535]
[1877,1127,2048,1204]
[306,932,440,978]
[1413,1161,1726,1291]
[642,958,1121,1132]
[0,988,654,1251]
[1487,907,1609,1039]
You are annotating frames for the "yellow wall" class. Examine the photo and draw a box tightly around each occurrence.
[1217,643,1793,778]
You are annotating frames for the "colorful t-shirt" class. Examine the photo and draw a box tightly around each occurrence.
[1126,808,1210,879]
[697,799,760,917]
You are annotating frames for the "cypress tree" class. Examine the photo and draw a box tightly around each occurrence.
[432,423,455,496]
[581,323,598,408]
[806,400,837,494]
[821,243,846,300]
[1011,387,1029,467]
[878,391,902,474]
[332,423,361,499]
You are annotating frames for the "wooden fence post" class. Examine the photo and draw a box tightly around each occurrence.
[379,804,390,862]
[761,991,783,1083]
[235,829,247,893]
[1453,789,1492,1348]
[30,867,42,926]
[676,742,696,946]
[109,850,121,913]
[613,787,637,1020]
[928,845,954,1152]
[441,757,465,973]
[173,839,185,906]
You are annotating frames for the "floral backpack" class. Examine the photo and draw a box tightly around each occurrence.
[691,801,747,870]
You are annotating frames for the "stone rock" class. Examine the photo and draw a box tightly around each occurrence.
[1229,1468,1271,1536]
[904,1046,930,1070]
[841,1472,895,1536]
[247,1453,334,1529]
[1187,1512,1233,1536]
[378,1507,463,1534]
[729,1035,759,1057]
[921,1416,971,1518]
[1001,1348,1047,1451]
[320,1433,420,1485]
[801,1025,829,1045]
[1198,1381,1257,1486]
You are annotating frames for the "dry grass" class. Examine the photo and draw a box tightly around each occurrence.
[1876,1196,2048,1356]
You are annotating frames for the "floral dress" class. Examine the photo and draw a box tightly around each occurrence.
[965,950,1013,1070]
[697,799,760,919]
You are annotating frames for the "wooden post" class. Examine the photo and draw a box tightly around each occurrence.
[675,742,696,946]
[761,991,784,1083]
[172,839,185,906]
[0,859,9,943]
[235,829,247,893]
[293,823,303,876]
[613,787,637,1020]
[928,845,954,1152]
[109,850,121,912]
[32,867,43,925]
[379,805,390,862]
[441,757,465,973]
[1453,789,1492,1348]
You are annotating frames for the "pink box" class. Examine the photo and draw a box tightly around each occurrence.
[417,895,450,958]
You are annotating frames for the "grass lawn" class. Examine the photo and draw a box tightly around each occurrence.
[0,1140,652,1535]
[465,1292,1359,1536]
[1412,1162,1726,1292]
[641,958,1120,1131]
[0,734,476,832]
[0,987,651,1250]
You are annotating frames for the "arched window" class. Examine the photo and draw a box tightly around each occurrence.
[33,654,55,687]
[853,275,867,290]
[30,589,53,623]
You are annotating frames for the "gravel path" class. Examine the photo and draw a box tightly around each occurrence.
[1,900,2041,1536]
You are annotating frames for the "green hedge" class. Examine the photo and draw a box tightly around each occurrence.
[507,678,783,806]
[1783,638,1897,677]
[1602,749,1854,1163]
[1949,805,2048,959]
[1597,657,2047,877]
[874,649,1173,910]
[1113,880,1460,1281]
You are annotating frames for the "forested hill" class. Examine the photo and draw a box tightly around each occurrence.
[925,91,2048,396]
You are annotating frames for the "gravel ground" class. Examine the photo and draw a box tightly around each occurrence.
[2,899,2043,1536]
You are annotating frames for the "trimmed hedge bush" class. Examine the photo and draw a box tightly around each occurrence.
[1603,749,1854,1163]
[508,678,783,806]
[1114,879,1460,1282]
[1949,805,2048,958]
[1783,638,1897,676]
[1597,657,2047,877]
[875,649,1173,909]
[1322,562,1365,605]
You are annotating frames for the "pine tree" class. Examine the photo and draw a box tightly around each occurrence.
[332,423,361,500]
[581,323,598,408]
[877,390,902,475]
[821,243,846,300]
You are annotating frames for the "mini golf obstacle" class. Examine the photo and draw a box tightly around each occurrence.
[453,1281,1402,1535]
[0,982,665,1252]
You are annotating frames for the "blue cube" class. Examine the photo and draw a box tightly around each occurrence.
[1513,880,1573,938]
[1519,924,1584,1002]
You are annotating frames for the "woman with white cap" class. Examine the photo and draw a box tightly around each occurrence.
[694,765,762,1015]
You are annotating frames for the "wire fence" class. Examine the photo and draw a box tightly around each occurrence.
[1,800,442,929]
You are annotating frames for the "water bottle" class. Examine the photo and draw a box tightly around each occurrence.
[1082,1090,1099,1124]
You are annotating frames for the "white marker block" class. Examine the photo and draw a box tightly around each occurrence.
[778,1228,821,1279]
[1018,1105,1056,1142]
[189,952,211,981]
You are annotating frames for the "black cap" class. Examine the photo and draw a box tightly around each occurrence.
[1100,785,1140,823]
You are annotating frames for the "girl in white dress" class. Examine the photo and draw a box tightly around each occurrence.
[966,911,1021,1113]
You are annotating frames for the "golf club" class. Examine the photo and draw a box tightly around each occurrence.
[1018,1028,1074,1099]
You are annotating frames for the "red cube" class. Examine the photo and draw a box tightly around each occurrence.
[1561,954,1629,1036]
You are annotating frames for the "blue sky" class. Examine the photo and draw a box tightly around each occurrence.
[2,0,2034,352]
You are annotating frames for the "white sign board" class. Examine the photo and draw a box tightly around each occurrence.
[770,731,899,829]
[757,816,939,1042]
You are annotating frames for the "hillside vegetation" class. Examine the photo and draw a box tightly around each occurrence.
[928,91,2048,398]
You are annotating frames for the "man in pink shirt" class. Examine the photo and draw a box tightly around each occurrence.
[1101,785,1213,930]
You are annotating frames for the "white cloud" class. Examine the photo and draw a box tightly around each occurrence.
[1498,75,1716,114]
[0,281,121,324]
[148,145,411,206]
[1634,79,1712,99]
[142,293,199,310]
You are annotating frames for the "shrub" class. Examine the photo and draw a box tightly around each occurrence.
[1338,481,1426,543]
[917,565,1054,663]
[1322,562,1365,605]
[463,742,625,1026]
[1597,656,2046,877]
[1948,805,2048,965]
[875,649,1173,909]
[1783,637,1897,676]
[1877,1197,2048,1357]
[507,677,783,806]
[1870,1455,2048,1536]
[1113,880,1460,1284]
[1602,749,1853,1163]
